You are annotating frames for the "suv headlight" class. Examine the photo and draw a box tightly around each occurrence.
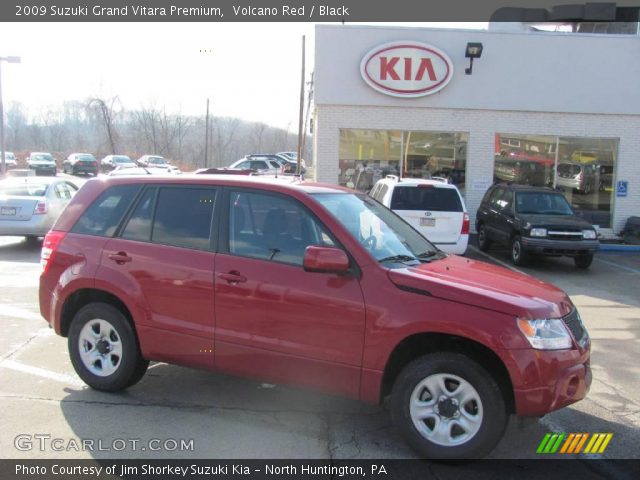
[582,229,597,239]
[517,318,573,350]
[529,228,547,237]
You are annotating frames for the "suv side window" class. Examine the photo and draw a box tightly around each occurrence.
[72,185,140,237]
[228,190,334,266]
[151,187,216,250]
[481,187,494,205]
[121,187,157,242]
[488,188,504,207]
[496,189,513,210]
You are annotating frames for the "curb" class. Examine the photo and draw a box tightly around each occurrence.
[599,243,640,252]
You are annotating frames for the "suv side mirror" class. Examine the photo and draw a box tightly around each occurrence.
[303,246,350,274]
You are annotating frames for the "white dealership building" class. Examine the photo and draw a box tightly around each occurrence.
[312,24,640,235]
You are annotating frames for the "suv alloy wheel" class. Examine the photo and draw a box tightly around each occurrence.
[391,353,507,459]
[68,302,149,391]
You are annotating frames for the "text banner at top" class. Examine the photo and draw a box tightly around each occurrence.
[4,0,640,22]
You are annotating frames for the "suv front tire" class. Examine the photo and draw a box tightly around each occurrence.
[390,353,507,459]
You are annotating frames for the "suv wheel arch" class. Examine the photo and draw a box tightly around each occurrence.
[379,333,515,414]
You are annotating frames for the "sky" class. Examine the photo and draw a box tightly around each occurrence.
[0,22,486,130]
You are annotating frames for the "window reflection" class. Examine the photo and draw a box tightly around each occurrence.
[495,134,617,228]
[339,129,468,196]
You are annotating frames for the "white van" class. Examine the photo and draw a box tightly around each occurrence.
[369,176,469,254]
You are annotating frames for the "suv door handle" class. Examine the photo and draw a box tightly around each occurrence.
[217,271,247,284]
[108,252,132,264]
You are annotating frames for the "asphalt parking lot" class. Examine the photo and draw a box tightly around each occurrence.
[0,200,638,475]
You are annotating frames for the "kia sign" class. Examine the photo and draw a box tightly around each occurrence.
[360,41,454,98]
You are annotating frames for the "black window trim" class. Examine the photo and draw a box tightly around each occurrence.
[70,183,143,238]
[115,183,219,252]
[218,186,360,276]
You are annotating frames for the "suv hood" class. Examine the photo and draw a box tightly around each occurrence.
[519,213,594,230]
[388,255,573,319]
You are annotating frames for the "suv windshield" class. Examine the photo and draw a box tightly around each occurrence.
[390,185,463,212]
[312,193,443,266]
[32,154,54,162]
[515,192,574,215]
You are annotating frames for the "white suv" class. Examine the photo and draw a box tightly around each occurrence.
[369,176,469,255]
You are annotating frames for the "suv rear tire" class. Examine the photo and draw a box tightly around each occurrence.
[510,235,529,266]
[390,353,507,459]
[574,254,594,269]
[68,302,148,392]
[477,224,491,252]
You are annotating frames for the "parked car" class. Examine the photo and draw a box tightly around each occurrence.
[494,155,546,185]
[108,166,174,176]
[571,151,599,164]
[0,176,78,239]
[2,151,18,169]
[26,152,57,176]
[556,162,598,195]
[63,153,99,176]
[137,155,181,174]
[369,175,469,254]
[40,175,591,460]
[277,151,298,162]
[476,184,599,268]
[101,155,136,173]
[229,155,284,174]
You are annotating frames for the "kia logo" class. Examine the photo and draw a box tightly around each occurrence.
[424,212,432,217]
[360,41,454,98]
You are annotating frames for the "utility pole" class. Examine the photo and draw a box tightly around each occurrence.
[296,36,305,175]
[204,98,210,168]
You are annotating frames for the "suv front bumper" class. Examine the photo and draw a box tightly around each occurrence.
[508,346,592,416]
[521,237,599,256]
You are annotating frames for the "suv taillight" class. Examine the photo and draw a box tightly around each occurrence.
[34,200,48,215]
[461,213,470,235]
[41,231,65,275]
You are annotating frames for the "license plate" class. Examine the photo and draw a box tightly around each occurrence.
[1,207,16,216]
[420,218,436,227]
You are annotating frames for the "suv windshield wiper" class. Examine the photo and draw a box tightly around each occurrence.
[416,251,446,261]
[378,254,418,264]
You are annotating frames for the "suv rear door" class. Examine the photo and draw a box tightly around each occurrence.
[389,184,464,246]
[99,185,218,369]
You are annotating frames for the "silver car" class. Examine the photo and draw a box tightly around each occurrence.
[0,177,78,239]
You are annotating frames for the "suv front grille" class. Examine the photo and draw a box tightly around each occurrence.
[563,308,588,346]
[548,229,584,241]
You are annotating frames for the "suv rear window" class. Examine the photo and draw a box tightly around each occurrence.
[558,164,581,175]
[390,186,463,212]
[72,185,140,237]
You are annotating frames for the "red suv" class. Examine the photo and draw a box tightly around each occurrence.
[39,175,591,459]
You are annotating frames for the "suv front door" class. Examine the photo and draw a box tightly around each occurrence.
[214,188,367,398]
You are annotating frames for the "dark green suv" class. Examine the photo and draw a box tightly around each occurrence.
[476,185,599,268]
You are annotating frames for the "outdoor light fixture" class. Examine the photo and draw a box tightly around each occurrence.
[465,42,483,75]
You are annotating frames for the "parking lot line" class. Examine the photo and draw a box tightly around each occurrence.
[0,359,84,387]
[467,245,526,274]
[594,256,640,275]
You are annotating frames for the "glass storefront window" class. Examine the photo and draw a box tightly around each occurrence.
[339,129,468,196]
[494,134,618,228]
